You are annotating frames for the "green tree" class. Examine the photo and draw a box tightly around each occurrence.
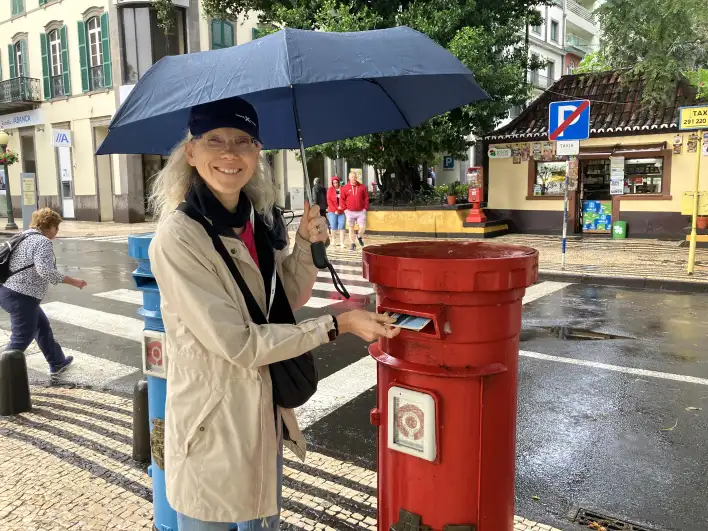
[193,0,546,192]
[590,0,708,104]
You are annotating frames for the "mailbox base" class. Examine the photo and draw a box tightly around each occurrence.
[391,509,475,531]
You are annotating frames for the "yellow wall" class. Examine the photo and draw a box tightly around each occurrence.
[366,209,506,235]
[487,133,708,214]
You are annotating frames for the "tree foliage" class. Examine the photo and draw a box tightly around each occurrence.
[592,0,708,104]
[197,0,547,187]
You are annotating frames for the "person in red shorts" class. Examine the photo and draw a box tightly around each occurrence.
[339,171,369,251]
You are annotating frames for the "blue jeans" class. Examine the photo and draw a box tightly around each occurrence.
[0,286,66,369]
[177,442,284,531]
[326,212,346,230]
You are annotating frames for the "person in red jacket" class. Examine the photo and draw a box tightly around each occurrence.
[326,176,346,248]
[340,170,369,251]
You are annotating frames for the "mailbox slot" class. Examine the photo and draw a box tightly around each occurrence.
[377,298,445,339]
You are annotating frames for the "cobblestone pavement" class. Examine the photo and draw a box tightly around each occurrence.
[327,233,708,284]
[0,386,564,531]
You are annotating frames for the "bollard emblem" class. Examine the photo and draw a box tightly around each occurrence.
[388,386,437,462]
[142,330,168,378]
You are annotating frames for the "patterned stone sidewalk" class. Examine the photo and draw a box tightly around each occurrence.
[0,386,566,531]
[329,233,708,285]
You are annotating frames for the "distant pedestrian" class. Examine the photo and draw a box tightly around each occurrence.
[340,170,369,251]
[0,208,87,375]
[326,176,346,248]
[312,177,327,218]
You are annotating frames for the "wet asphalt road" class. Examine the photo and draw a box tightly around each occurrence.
[2,237,707,531]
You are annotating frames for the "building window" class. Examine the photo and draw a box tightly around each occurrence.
[87,17,105,89]
[550,20,559,42]
[567,62,576,75]
[211,20,235,49]
[531,24,542,35]
[533,161,566,196]
[120,6,187,84]
[41,26,71,99]
[11,0,24,16]
[547,61,555,82]
[15,43,23,76]
[49,29,65,97]
[623,158,664,194]
[8,39,28,81]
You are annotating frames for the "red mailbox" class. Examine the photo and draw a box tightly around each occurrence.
[465,167,486,223]
[363,242,538,531]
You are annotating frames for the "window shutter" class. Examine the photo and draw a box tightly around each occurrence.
[20,39,28,78]
[211,20,224,49]
[77,20,89,92]
[60,25,71,96]
[39,0,46,5]
[252,28,258,41]
[224,22,234,47]
[40,33,51,99]
[8,45,16,79]
[100,13,112,88]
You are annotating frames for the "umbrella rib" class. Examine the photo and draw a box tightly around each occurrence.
[366,79,412,128]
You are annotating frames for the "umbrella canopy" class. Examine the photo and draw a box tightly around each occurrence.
[97,26,488,155]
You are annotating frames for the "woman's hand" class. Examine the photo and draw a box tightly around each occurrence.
[338,310,401,342]
[298,200,328,244]
[65,276,88,289]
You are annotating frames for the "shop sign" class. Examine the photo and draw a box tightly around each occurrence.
[610,156,624,195]
[679,105,708,131]
[556,140,580,156]
[488,147,512,158]
[443,156,455,170]
[0,109,45,129]
[52,129,72,148]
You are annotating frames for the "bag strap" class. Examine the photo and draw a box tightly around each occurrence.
[178,203,269,326]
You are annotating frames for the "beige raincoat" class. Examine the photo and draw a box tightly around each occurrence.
[149,210,334,523]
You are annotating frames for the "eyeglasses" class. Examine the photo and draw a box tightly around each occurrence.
[194,135,261,154]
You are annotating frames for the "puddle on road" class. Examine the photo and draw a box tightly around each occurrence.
[521,326,633,342]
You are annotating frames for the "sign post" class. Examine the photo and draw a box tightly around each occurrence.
[680,105,708,274]
[549,100,591,269]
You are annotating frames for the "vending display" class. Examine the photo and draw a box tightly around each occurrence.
[583,200,612,232]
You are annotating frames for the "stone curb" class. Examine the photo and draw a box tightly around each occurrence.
[539,270,708,293]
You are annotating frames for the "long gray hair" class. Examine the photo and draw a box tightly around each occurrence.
[149,133,276,226]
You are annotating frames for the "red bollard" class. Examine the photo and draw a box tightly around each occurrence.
[363,241,538,531]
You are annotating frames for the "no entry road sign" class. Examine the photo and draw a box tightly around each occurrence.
[549,99,591,141]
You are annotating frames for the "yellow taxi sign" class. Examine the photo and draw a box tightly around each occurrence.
[680,105,708,130]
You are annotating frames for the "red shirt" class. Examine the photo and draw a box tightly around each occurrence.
[339,183,370,211]
[239,221,259,267]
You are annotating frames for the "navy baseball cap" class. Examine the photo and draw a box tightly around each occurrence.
[188,97,261,142]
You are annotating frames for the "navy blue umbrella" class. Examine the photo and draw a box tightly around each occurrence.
[98,26,488,296]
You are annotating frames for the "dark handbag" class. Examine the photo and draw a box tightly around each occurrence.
[178,203,318,409]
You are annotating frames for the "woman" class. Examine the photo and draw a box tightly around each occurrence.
[326,175,346,248]
[148,97,399,531]
[0,208,87,374]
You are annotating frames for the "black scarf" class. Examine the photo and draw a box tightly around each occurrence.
[184,178,290,328]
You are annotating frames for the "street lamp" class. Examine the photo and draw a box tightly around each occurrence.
[0,130,18,230]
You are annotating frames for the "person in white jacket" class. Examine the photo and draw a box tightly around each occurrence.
[148,97,399,531]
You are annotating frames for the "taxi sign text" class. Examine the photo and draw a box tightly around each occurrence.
[680,106,708,130]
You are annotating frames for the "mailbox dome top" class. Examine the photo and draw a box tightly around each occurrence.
[362,241,538,292]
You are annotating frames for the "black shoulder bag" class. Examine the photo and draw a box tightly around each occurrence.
[178,203,318,409]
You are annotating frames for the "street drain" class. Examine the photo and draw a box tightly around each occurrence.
[570,507,660,531]
[543,326,632,340]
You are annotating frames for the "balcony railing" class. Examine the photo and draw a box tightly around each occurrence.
[566,33,590,49]
[567,0,595,23]
[529,73,554,89]
[0,77,41,107]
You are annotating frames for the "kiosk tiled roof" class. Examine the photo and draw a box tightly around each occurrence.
[487,70,701,141]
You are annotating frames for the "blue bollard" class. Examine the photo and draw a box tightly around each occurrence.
[129,234,178,531]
